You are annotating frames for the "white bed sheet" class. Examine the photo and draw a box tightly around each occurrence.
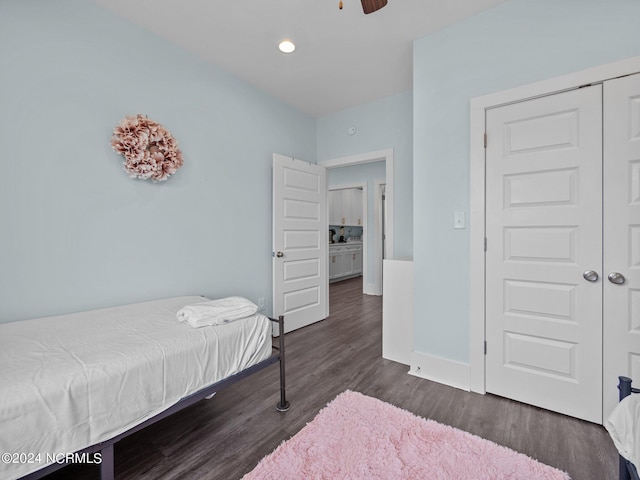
[606,393,640,470]
[0,296,273,480]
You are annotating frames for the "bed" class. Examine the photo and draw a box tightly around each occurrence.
[606,376,640,480]
[0,296,289,480]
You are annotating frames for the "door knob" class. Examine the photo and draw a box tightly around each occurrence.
[608,272,625,285]
[276,251,284,258]
[583,270,599,282]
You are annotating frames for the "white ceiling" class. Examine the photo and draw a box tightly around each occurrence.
[92,0,507,117]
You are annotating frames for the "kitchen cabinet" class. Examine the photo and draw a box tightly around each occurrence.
[343,244,362,276]
[329,245,345,279]
[328,190,340,225]
[349,189,363,226]
[329,243,362,281]
[329,188,363,226]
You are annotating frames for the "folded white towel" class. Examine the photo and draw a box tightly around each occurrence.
[177,296,258,328]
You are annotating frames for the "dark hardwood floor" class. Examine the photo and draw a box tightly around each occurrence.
[47,277,617,480]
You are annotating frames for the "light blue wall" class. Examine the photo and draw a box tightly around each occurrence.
[413,0,640,362]
[0,0,316,322]
[328,161,386,288]
[317,91,413,260]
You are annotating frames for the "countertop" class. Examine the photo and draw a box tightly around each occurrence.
[330,240,362,245]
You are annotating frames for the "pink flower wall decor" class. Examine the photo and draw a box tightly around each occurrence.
[110,114,184,182]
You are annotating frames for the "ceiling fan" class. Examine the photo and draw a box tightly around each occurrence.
[338,0,388,14]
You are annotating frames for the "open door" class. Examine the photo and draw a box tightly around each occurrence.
[273,154,327,334]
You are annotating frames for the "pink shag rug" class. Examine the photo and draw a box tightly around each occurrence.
[243,390,570,480]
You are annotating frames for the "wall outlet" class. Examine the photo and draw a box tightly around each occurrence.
[257,297,265,311]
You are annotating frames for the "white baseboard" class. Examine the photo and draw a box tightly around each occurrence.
[409,351,471,392]
[364,282,381,296]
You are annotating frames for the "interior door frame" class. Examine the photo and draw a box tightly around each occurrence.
[469,55,640,394]
[374,179,387,294]
[319,148,394,297]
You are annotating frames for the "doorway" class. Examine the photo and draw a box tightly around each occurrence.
[329,184,366,287]
[319,149,394,305]
[318,149,394,295]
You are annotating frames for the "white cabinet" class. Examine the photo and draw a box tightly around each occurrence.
[328,188,363,226]
[328,190,342,225]
[342,248,354,277]
[352,246,363,274]
[348,189,363,226]
[328,243,363,281]
[329,246,345,279]
[343,244,362,276]
[329,189,345,225]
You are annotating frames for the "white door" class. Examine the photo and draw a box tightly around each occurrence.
[485,85,603,423]
[273,154,327,334]
[603,73,640,417]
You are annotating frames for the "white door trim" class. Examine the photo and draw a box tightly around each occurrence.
[469,55,640,394]
[373,179,386,295]
[319,148,394,296]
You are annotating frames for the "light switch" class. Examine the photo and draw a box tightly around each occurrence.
[453,211,466,229]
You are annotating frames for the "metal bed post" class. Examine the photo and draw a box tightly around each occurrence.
[620,376,633,401]
[276,315,290,412]
[622,450,632,480]
[100,444,114,480]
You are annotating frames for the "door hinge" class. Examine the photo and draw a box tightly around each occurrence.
[483,132,487,148]
[484,341,487,355]
[484,237,487,252]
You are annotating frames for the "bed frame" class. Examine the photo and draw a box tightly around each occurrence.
[618,376,640,480]
[20,315,290,480]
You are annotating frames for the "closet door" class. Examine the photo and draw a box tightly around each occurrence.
[485,85,603,423]
[603,73,640,418]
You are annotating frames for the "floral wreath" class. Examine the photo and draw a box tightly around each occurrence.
[110,114,184,182]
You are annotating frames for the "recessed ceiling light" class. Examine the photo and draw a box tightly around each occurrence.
[278,39,296,54]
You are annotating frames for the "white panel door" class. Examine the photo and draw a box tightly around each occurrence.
[603,73,640,417]
[273,154,327,334]
[485,85,603,423]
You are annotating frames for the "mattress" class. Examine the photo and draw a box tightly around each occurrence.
[0,296,274,480]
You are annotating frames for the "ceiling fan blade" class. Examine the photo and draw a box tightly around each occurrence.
[361,0,387,14]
